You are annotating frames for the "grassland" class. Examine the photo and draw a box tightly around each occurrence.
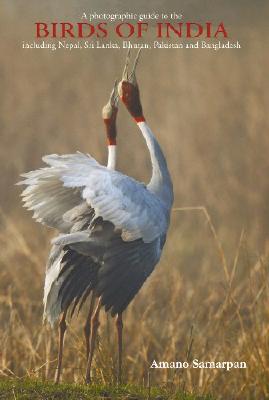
[1,2,269,400]
[0,379,214,400]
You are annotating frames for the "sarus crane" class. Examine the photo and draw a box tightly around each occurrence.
[18,50,174,384]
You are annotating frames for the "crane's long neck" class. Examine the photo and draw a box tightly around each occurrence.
[137,121,173,209]
[104,111,117,170]
[107,145,117,170]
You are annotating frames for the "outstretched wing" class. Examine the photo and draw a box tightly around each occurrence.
[19,152,169,243]
[18,163,83,233]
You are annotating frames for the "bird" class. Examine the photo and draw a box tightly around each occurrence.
[18,50,174,385]
[55,79,121,384]
[19,79,120,384]
[82,78,120,371]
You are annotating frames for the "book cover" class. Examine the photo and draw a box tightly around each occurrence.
[0,1,268,399]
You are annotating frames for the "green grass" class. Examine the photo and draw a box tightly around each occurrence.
[0,379,214,400]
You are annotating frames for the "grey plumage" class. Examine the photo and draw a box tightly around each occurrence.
[44,211,163,322]
[18,149,173,325]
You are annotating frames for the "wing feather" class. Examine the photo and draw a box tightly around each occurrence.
[19,152,169,243]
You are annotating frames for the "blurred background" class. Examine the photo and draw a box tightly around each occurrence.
[1,1,269,399]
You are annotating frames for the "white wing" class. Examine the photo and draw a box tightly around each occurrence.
[19,152,169,243]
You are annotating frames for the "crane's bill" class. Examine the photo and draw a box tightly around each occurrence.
[130,48,142,81]
[120,48,142,85]
[109,79,119,107]
[122,48,131,81]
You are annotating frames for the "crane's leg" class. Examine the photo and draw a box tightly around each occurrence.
[116,313,123,384]
[85,298,102,384]
[54,310,67,384]
[84,293,96,359]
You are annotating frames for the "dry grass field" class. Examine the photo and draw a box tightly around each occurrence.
[1,2,269,399]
